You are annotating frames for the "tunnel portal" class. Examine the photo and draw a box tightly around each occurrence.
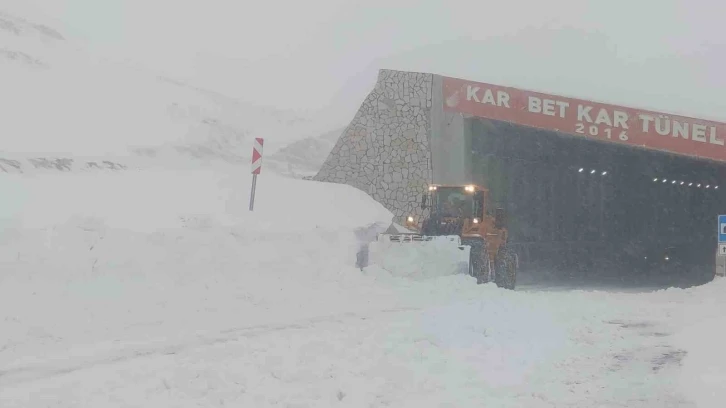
[467,117,726,288]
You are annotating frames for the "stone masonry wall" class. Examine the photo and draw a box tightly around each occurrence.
[313,69,434,226]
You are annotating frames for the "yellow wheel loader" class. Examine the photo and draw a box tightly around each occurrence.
[368,184,518,289]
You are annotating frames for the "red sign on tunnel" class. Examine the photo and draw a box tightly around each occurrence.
[442,76,726,163]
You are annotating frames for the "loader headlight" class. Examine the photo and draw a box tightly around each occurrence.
[464,185,475,193]
[407,216,414,223]
[428,186,437,191]
[472,218,480,224]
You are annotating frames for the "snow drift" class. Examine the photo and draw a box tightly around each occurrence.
[0,169,400,367]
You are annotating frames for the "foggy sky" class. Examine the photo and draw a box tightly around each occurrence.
[12,0,726,127]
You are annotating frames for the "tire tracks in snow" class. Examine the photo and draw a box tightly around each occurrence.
[0,306,420,387]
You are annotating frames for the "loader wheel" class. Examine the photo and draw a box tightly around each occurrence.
[464,238,490,284]
[494,247,517,290]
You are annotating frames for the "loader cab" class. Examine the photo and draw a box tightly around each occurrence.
[421,184,507,229]
[423,185,486,221]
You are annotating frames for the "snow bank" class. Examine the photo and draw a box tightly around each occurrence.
[0,168,390,232]
[0,170,525,381]
[0,169,401,368]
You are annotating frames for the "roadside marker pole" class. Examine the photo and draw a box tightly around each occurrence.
[249,138,264,211]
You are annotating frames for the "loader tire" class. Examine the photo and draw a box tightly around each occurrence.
[463,237,490,284]
[494,247,517,290]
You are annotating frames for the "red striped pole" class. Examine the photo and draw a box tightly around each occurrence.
[249,138,264,211]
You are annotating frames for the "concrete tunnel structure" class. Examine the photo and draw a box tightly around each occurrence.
[314,69,726,284]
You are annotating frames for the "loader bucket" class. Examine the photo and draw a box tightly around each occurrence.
[367,233,471,279]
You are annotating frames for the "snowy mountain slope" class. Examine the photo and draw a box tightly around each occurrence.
[0,8,331,170]
[265,127,344,178]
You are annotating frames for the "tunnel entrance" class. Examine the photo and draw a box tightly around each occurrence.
[466,117,726,289]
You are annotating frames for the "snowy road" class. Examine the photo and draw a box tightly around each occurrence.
[0,284,701,407]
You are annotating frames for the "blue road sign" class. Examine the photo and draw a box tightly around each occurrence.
[719,215,726,243]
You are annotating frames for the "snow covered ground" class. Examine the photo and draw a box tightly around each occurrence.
[0,167,724,407]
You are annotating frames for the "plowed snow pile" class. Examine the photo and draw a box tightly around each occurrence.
[0,169,414,364]
[0,169,488,385]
